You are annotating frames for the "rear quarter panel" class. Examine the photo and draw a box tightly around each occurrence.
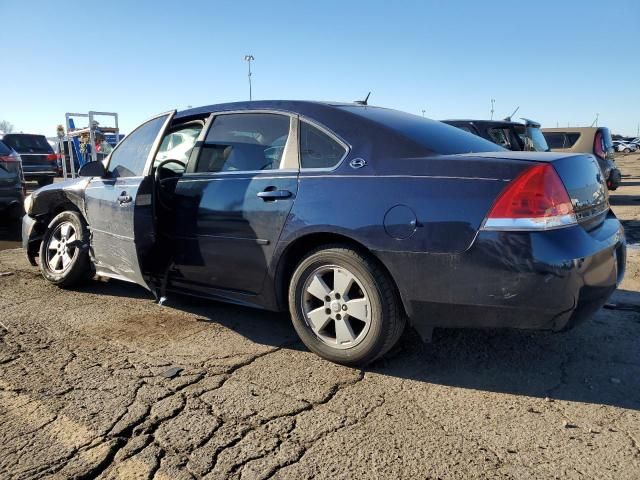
[278,155,531,256]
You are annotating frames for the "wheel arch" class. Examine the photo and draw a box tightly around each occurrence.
[25,189,89,263]
[274,231,409,317]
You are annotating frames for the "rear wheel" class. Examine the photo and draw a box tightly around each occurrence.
[39,211,92,287]
[288,245,405,366]
[623,148,631,153]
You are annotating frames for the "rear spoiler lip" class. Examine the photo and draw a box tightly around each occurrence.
[461,151,594,164]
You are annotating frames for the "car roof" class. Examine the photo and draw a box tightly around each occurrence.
[175,100,359,119]
[2,132,48,138]
[175,100,503,157]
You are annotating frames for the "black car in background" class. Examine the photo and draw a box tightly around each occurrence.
[2,133,58,186]
[444,118,550,152]
[0,139,25,219]
[22,101,625,366]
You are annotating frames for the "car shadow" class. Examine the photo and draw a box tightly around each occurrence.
[373,292,640,411]
[609,195,640,206]
[74,276,640,411]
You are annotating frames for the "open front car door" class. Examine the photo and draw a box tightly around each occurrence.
[83,110,176,290]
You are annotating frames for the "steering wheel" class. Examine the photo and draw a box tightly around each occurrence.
[154,159,186,211]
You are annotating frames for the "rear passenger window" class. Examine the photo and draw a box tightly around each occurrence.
[487,128,512,149]
[196,113,290,172]
[544,132,581,149]
[300,121,347,169]
[566,133,581,147]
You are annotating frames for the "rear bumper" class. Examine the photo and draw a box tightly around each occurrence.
[378,213,625,332]
[23,166,57,180]
[24,172,57,179]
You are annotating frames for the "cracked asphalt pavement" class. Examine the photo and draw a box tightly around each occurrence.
[1,156,639,479]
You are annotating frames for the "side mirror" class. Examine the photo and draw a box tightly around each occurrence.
[78,160,107,178]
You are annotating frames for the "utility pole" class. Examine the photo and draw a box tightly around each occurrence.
[421,109,426,117]
[490,99,495,120]
[591,113,599,127]
[244,54,255,101]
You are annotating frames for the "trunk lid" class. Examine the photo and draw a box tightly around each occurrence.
[473,151,608,229]
[552,154,608,228]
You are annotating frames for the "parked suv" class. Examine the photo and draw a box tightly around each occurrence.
[1,133,58,186]
[443,118,549,152]
[542,127,621,190]
[0,139,25,218]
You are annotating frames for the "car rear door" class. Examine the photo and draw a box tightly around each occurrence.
[169,111,299,295]
[83,110,176,288]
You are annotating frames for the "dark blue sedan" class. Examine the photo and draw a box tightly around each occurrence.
[22,101,626,365]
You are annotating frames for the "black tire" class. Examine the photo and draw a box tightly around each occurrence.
[37,177,54,187]
[39,211,92,287]
[608,169,622,191]
[623,148,631,154]
[288,245,405,366]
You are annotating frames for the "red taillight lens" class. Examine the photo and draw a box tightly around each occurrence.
[483,164,576,231]
[594,131,605,160]
[47,153,57,162]
[0,154,19,163]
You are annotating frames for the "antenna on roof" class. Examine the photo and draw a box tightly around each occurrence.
[503,106,519,122]
[354,92,371,106]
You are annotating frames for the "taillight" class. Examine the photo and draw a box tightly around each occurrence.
[0,154,19,163]
[594,131,605,160]
[482,164,576,231]
[46,153,57,162]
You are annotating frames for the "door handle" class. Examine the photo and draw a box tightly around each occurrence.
[257,189,292,201]
[118,192,133,205]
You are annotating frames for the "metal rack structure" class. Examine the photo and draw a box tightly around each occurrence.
[58,111,119,178]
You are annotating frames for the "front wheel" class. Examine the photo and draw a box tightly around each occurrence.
[288,245,405,366]
[623,148,631,153]
[39,211,93,287]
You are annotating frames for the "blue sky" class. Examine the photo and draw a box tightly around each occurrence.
[1,0,638,136]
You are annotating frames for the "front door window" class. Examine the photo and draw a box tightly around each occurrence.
[107,114,169,177]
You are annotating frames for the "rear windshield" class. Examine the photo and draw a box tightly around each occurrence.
[526,126,550,152]
[0,140,13,156]
[339,106,505,155]
[543,132,581,149]
[3,134,53,153]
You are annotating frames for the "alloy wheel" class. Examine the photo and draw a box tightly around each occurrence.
[46,221,79,273]
[301,265,372,349]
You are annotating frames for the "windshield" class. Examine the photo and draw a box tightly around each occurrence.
[526,126,550,152]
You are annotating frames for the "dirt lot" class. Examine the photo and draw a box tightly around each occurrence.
[1,157,639,479]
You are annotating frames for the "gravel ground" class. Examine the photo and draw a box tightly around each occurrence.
[0,156,639,479]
